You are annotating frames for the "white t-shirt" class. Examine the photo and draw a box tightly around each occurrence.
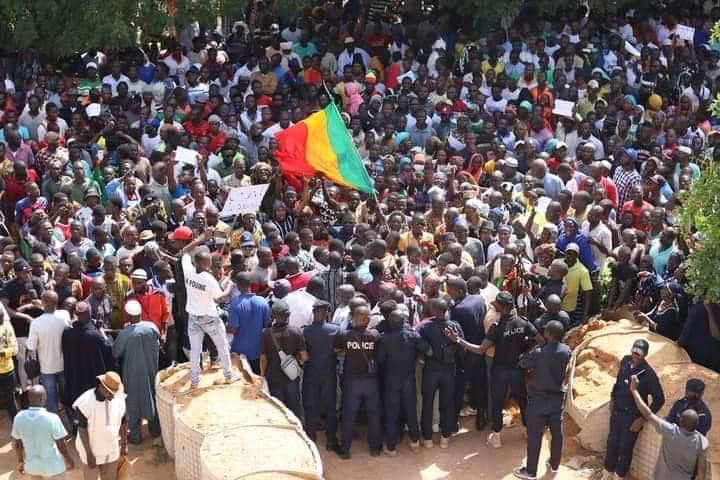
[74,388,126,465]
[26,310,71,375]
[182,254,222,316]
[284,289,316,329]
[582,222,612,273]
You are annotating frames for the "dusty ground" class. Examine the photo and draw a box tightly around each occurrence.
[0,412,600,480]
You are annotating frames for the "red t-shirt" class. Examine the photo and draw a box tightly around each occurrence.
[4,169,39,203]
[622,200,653,232]
[183,120,209,141]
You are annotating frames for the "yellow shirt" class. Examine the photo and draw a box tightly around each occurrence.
[562,262,592,312]
[0,320,18,374]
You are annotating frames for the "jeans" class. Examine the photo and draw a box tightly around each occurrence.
[490,364,527,433]
[40,372,65,414]
[525,395,564,475]
[188,315,232,386]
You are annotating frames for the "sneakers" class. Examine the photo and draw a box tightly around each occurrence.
[546,461,559,474]
[439,436,450,449]
[409,440,420,451]
[459,406,477,417]
[512,467,537,480]
[487,431,502,449]
[383,447,397,457]
[325,438,339,452]
[422,439,434,449]
[336,449,351,460]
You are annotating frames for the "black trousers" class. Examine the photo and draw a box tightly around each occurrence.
[490,364,527,433]
[340,376,382,452]
[384,375,420,449]
[604,409,640,477]
[0,370,17,422]
[421,363,455,439]
[454,354,487,414]
[303,371,337,441]
[525,394,564,476]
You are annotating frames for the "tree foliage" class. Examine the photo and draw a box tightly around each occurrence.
[679,161,720,303]
[1,0,244,59]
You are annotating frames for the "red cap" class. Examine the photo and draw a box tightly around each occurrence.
[169,226,193,241]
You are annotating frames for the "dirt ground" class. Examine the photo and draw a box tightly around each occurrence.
[0,412,601,480]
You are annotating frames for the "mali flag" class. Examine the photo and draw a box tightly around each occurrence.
[274,102,375,194]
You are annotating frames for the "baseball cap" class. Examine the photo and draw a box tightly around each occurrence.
[240,232,256,247]
[124,299,142,316]
[85,188,101,199]
[272,299,290,315]
[13,259,30,273]
[495,291,515,307]
[169,226,193,242]
[565,243,580,254]
[631,339,650,357]
[86,62,98,70]
[131,269,148,280]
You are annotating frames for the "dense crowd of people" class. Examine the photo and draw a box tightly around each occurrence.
[2,1,720,479]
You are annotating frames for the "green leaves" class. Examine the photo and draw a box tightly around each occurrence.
[1,0,244,59]
[679,144,720,302]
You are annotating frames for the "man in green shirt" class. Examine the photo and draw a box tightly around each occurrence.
[561,243,593,327]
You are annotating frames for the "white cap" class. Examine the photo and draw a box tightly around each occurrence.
[124,299,142,316]
[131,269,148,280]
[86,62,98,70]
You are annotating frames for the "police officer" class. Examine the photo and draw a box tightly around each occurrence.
[446,291,541,449]
[334,304,382,459]
[667,378,712,436]
[603,339,665,480]
[418,297,464,449]
[513,321,571,480]
[303,299,340,451]
[446,276,488,430]
[375,309,430,456]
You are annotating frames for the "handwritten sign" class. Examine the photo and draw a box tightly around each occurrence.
[676,24,695,42]
[175,146,198,167]
[220,184,271,217]
[552,99,575,119]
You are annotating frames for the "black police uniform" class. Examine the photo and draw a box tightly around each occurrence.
[334,326,382,455]
[376,324,430,450]
[604,355,665,478]
[667,397,712,436]
[450,294,488,425]
[303,320,340,446]
[486,312,538,433]
[418,317,464,440]
[518,340,572,476]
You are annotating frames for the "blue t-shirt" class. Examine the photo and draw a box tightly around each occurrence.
[11,407,67,477]
[228,293,270,360]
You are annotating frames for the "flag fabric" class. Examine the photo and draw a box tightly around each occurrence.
[274,102,375,193]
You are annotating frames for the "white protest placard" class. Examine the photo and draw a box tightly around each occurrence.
[676,24,695,42]
[175,146,199,167]
[75,206,93,225]
[220,184,271,217]
[552,99,575,118]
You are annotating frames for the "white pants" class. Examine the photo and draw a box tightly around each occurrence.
[16,337,30,389]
